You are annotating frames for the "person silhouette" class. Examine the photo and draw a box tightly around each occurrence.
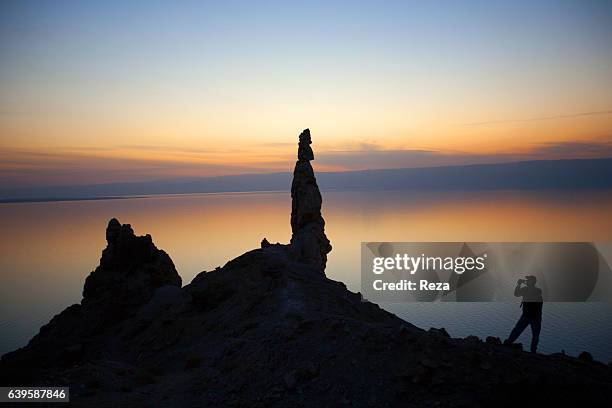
[504,275,543,352]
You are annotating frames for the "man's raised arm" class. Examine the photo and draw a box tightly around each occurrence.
[514,279,525,297]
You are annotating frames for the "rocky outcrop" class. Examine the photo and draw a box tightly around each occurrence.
[289,129,332,272]
[1,131,612,407]
[0,219,181,379]
[83,218,181,312]
[3,228,612,407]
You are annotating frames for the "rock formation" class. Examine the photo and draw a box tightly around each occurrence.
[83,218,181,316]
[0,219,181,379]
[1,131,612,407]
[289,129,332,272]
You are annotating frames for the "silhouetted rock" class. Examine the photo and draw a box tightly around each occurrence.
[486,336,502,345]
[297,128,315,161]
[464,335,481,344]
[1,131,611,407]
[0,219,181,380]
[428,327,450,337]
[289,129,332,272]
[105,217,121,245]
[579,351,594,362]
[83,219,181,310]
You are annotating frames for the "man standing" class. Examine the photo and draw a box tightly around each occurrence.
[504,275,543,352]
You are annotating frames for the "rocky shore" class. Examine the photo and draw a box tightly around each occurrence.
[1,130,611,407]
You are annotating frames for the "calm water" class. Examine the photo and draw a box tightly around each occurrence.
[1,190,612,361]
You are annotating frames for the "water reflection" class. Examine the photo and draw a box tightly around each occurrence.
[1,190,612,359]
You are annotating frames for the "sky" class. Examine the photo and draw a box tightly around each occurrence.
[1,0,612,187]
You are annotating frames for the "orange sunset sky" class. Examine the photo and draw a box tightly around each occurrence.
[1,1,612,187]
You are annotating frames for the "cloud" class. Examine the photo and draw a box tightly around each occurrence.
[3,138,612,188]
[115,145,232,154]
[257,142,295,148]
[0,148,288,188]
[315,149,520,171]
[315,138,612,171]
[529,140,612,157]
[463,110,612,126]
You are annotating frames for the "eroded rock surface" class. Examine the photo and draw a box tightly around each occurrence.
[289,129,332,272]
[83,218,181,312]
[0,219,181,380]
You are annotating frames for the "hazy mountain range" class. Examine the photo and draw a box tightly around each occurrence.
[1,158,611,203]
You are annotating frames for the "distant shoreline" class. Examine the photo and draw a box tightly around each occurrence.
[0,196,135,204]
[0,190,289,204]
[3,187,612,205]
[2,157,611,204]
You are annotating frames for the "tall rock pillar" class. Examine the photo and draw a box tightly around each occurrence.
[289,129,332,272]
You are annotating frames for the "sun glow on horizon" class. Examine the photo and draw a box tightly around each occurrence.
[1,1,612,187]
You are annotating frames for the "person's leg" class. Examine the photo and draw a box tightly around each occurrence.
[506,314,529,344]
[530,317,541,353]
